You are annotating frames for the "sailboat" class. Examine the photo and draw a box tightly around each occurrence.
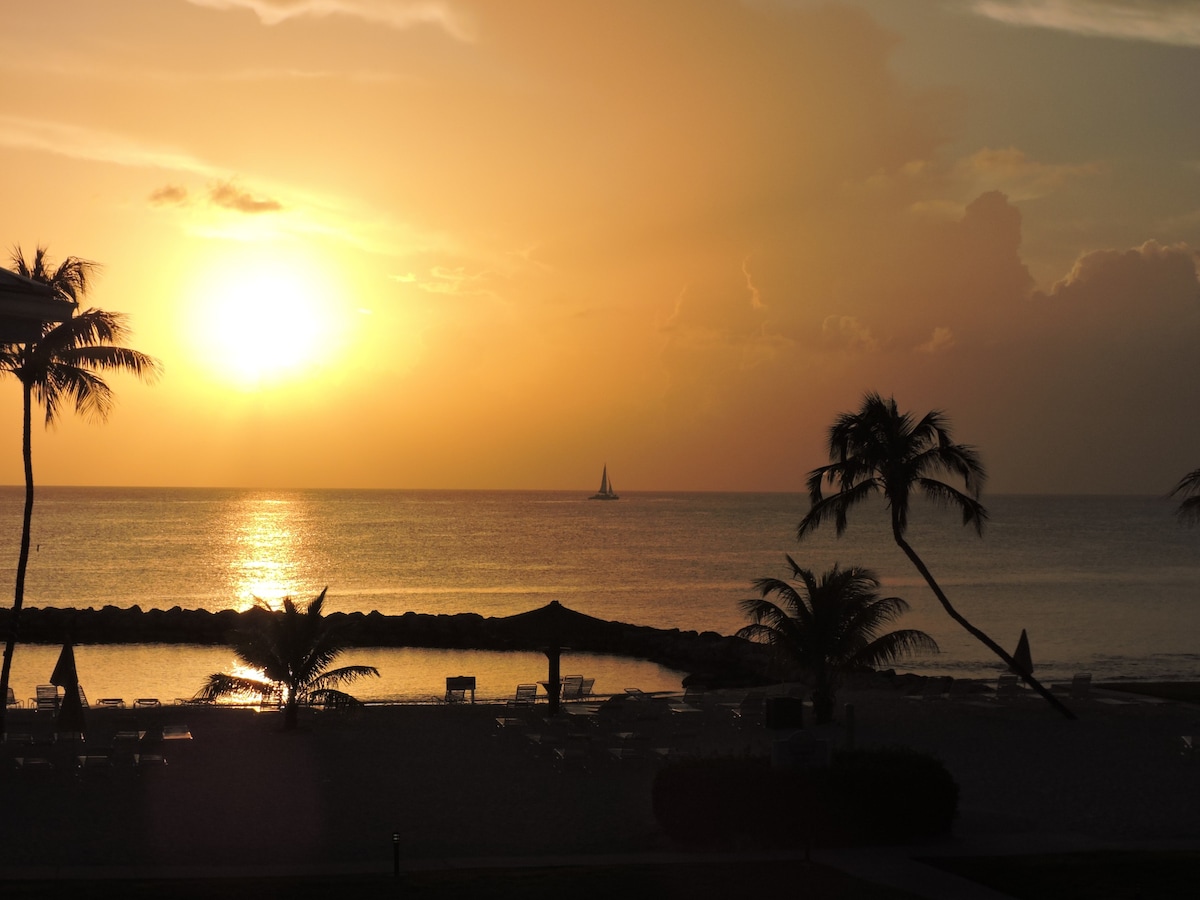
[589,465,619,500]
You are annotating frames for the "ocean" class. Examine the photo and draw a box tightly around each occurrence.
[2,487,1199,702]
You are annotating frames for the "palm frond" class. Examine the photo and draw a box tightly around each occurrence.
[798,477,880,538]
[852,628,940,668]
[37,366,113,424]
[9,245,98,305]
[195,672,273,703]
[917,477,988,534]
[1170,467,1200,526]
[308,665,382,692]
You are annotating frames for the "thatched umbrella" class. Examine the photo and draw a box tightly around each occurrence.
[494,601,616,716]
[50,640,85,736]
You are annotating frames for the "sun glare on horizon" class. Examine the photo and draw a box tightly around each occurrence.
[182,250,348,390]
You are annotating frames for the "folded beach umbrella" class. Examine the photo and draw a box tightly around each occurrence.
[50,640,86,735]
[1010,629,1034,678]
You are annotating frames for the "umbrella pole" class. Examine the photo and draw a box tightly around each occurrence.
[545,645,561,717]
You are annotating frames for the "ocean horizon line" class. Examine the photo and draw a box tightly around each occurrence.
[0,484,1180,501]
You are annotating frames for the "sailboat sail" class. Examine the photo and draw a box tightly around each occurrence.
[589,465,619,500]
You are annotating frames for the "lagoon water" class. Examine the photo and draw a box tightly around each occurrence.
[2,487,1199,701]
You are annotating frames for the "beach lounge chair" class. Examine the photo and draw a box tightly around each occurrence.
[133,698,162,708]
[5,687,18,708]
[97,698,125,708]
[560,675,584,702]
[580,678,595,699]
[508,684,539,708]
[34,685,59,712]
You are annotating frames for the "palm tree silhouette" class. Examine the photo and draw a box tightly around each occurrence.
[738,558,938,724]
[1170,467,1200,525]
[0,246,161,738]
[198,588,379,730]
[798,392,1075,719]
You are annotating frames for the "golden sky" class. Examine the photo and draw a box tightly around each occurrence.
[1,0,1198,493]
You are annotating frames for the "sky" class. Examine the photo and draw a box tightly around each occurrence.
[1,0,1198,494]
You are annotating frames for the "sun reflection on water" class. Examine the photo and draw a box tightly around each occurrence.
[226,495,308,610]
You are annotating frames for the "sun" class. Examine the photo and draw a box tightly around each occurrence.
[183,249,346,389]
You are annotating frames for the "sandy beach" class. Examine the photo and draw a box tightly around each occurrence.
[2,681,1199,885]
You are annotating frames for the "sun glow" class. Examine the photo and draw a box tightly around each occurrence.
[182,249,348,389]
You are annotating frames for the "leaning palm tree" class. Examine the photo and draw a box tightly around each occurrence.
[738,558,938,724]
[0,245,161,738]
[198,588,380,730]
[798,392,1075,719]
[1170,467,1200,525]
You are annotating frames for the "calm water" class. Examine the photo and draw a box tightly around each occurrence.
[3,487,1199,701]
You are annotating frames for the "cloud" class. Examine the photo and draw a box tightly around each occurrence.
[0,114,216,175]
[1038,239,1200,310]
[183,0,476,39]
[822,316,879,354]
[149,184,190,206]
[742,258,765,311]
[418,265,494,298]
[917,326,956,354]
[969,0,1200,48]
[208,181,283,213]
[954,147,1106,201]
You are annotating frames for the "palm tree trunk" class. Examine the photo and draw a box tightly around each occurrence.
[892,525,1076,721]
[284,684,299,730]
[0,382,35,738]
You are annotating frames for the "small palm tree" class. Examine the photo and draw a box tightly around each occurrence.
[198,588,380,730]
[1170,467,1200,525]
[798,392,1076,719]
[0,245,161,738]
[738,558,938,724]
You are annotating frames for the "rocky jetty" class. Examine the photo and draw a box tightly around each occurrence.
[0,602,780,688]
